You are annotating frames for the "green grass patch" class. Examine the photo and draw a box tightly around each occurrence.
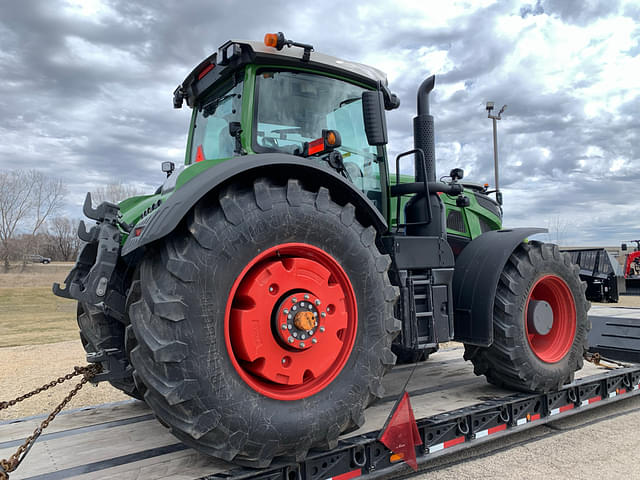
[0,286,78,347]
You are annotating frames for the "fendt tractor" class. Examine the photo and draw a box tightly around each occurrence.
[54,33,589,467]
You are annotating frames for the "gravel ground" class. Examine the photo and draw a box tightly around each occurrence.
[0,340,130,421]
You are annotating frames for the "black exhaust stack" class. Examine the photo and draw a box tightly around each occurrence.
[414,75,436,183]
[405,75,444,238]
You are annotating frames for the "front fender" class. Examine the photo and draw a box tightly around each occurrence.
[122,153,387,256]
[452,228,547,346]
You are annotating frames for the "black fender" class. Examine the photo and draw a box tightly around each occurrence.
[452,228,547,346]
[122,153,387,256]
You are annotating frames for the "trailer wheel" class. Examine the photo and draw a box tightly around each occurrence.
[128,178,399,466]
[77,303,142,399]
[464,241,590,392]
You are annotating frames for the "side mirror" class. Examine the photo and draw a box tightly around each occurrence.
[450,168,464,181]
[622,243,627,251]
[362,90,388,146]
[162,161,175,177]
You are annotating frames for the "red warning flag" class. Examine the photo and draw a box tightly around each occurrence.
[378,391,422,471]
[195,144,205,163]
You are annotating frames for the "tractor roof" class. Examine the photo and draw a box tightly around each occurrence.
[174,38,388,109]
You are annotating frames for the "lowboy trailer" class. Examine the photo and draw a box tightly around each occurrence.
[2,306,639,480]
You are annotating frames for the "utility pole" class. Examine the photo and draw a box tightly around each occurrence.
[486,102,506,205]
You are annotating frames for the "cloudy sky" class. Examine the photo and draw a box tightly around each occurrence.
[0,0,638,246]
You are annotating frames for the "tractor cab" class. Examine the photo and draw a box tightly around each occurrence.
[175,34,399,215]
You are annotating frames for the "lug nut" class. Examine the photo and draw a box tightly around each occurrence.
[288,314,292,320]
[292,305,297,311]
[312,338,318,344]
[287,324,292,330]
[288,336,294,343]
[321,312,326,318]
[283,309,289,315]
[315,299,321,306]
[319,326,325,332]
[281,324,287,330]
[301,334,306,340]
[299,342,305,348]
[293,332,298,337]
[304,294,310,300]
[292,297,297,303]
[300,302,305,307]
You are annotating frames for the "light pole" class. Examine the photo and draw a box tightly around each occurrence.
[486,102,506,205]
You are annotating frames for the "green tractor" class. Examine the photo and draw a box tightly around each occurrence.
[54,33,589,466]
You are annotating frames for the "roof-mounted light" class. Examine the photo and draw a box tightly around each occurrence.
[264,32,285,50]
[263,32,314,62]
[217,42,241,66]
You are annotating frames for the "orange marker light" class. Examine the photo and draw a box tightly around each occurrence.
[326,131,337,146]
[390,453,405,463]
[264,33,279,48]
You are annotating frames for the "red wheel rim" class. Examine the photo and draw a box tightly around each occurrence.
[525,275,576,363]
[224,243,357,400]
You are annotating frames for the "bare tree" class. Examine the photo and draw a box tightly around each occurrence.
[92,181,146,204]
[47,217,81,261]
[0,169,67,270]
[545,215,572,246]
[0,170,35,270]
[28,170,67,236]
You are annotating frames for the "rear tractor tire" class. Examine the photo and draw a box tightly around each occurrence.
[77,303,143,400]
[127,178,399,466]
[464,241,590,392]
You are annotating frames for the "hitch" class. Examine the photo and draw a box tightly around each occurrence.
[86,348,133,384]
[53,192,122,307]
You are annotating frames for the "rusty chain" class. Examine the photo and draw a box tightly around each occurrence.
[0,364,102,480]
[583,352,629,370]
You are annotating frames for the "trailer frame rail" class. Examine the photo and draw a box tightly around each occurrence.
[203,365,640,480]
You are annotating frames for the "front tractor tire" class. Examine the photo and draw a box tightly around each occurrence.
[127,178,399,466]
[465,241,590,392]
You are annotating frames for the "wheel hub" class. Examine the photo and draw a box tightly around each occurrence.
[225,243,358,400]
[525,275,577,363]
[527,300,554,335]
[275,294,321,350]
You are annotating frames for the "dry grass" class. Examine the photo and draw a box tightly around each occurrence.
[594,295,640,308]
[0,263,78,347]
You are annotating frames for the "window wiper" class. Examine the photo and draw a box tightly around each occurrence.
[202,93,238,118]
[337,97,360,109]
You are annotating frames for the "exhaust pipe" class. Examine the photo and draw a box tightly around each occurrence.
[406,75,444,238]
[414,75,436,183]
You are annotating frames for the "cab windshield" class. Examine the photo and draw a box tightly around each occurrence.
[254,70,382,198]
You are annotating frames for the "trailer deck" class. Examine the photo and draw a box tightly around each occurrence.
[2,305,639,480]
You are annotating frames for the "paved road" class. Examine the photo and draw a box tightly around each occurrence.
[415,395,640,480]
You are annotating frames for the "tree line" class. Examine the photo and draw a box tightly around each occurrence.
[0,169,145,269]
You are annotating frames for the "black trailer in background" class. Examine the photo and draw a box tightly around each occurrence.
[562,248,626,303]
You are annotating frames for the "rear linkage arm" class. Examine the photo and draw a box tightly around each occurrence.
[52,192,125,317]
[52,193,133,384]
